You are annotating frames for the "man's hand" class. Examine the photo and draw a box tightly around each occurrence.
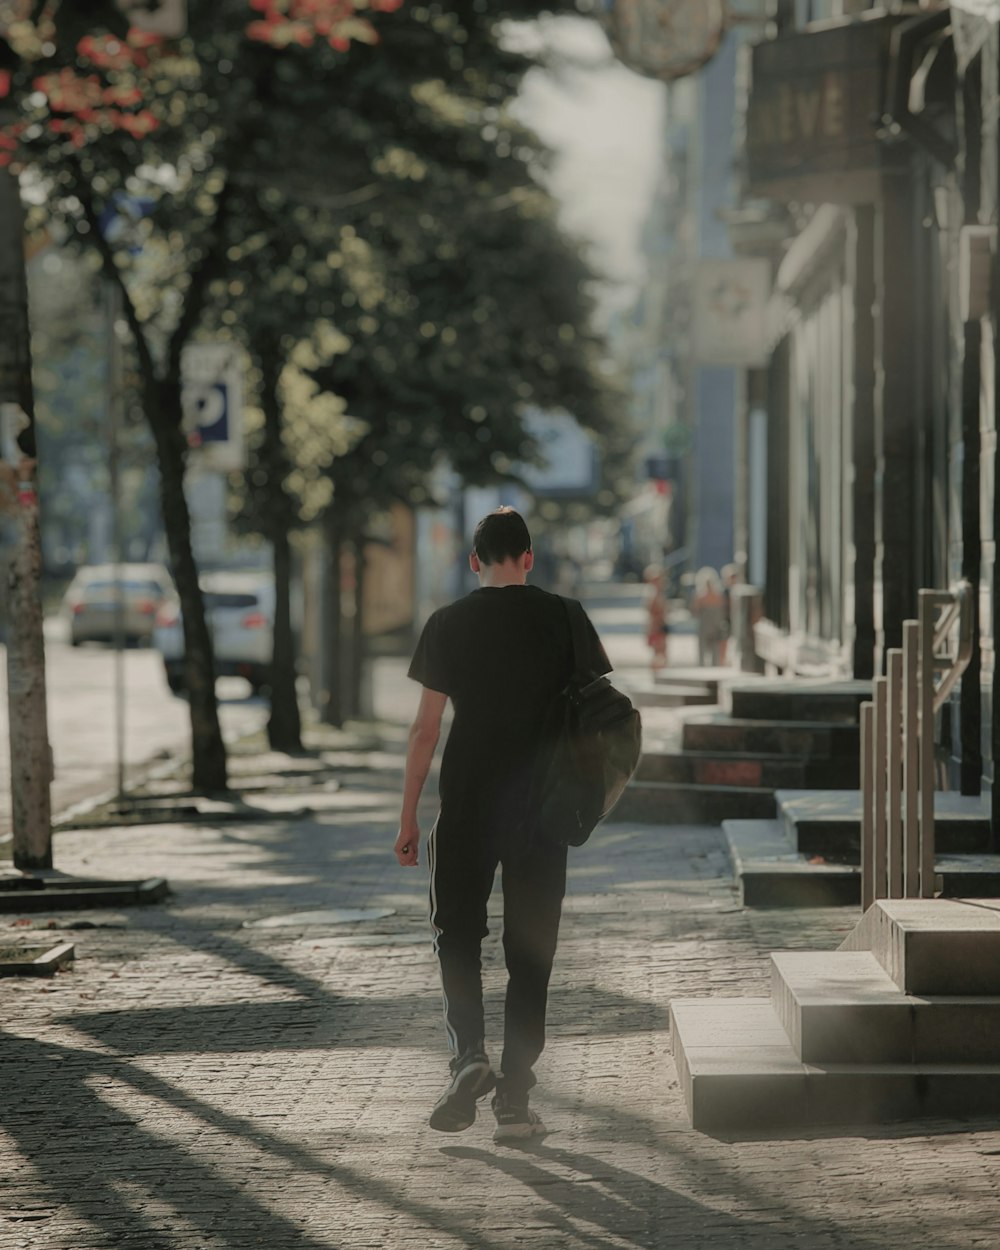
[395,819,420,866]
[396,688,446,868]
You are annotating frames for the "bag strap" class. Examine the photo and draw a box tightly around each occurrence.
[560,596,595,678]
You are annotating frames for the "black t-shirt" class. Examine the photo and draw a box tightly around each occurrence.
[408,585,611,833]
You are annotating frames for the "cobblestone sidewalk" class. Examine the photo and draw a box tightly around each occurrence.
[2,720,999,1250]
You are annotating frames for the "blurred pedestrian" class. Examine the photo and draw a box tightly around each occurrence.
[395,506,610,1142]
[555,554,581,597]
[719,562,740,664]
[692,566,727,667]
[644,564,669,672]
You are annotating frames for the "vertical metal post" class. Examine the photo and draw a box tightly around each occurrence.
[886,649,904,897]
[107,280,126,799]
[860,701,875,911]
[918,591,936,897]
[902,620,920,896]
[873,677,889,903]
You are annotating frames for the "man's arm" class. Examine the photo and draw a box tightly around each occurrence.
[395,686,448,866]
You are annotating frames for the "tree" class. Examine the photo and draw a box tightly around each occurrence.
[0,167,52,868]
[0,0,405,789]
[310,193,615,721]
[214,150,615,728]
[211,1,622,728]
[3,0,626,759]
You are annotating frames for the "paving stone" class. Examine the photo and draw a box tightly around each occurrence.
[1,713,999,1247]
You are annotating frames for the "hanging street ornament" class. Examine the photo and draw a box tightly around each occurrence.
[601,0,728,82]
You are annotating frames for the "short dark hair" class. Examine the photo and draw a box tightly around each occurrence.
[473,507,532,566]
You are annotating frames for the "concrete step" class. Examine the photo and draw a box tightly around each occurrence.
[723,819,860,908]
[656,666,734,692]
[935,856,1000,897]
[723,679,871,725]
[725,819,1000,909]
[626,681,716,710]
[772,950,911,1063]
[776,790,993,863]
[681,713,860,759]
[841,897,1000,995]
[670,997,1000,1132]
[771,950,1000,1065]
[638,751,858,789]
[615,781,775,825]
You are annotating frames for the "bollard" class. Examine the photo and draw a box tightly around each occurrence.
[860,701,874,912]
[902,621,920,897]
[872,677,889,904]
[918,592,937,898]
[886,650,904,898]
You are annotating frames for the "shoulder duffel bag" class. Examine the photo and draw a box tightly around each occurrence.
[530,597,642,848]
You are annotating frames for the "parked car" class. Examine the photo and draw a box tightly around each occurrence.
[63,563,173,647]
[154,570,274,696]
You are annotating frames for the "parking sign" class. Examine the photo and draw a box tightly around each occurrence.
[181,343,245,472]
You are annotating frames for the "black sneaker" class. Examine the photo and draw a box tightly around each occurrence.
[491,1090,547,1143]
[428,1050,495,1133]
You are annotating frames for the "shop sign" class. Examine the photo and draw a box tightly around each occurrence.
[746,18,900,203]
[181,343,245,473]
[691,259,771,367]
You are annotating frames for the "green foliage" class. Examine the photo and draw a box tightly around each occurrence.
[7,0,624,540]
[203,2,623,541]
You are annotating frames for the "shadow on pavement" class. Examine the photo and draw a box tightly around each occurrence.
[1,1034,525,1250]
[60,982,666,1055]
[441,1137,885,1250]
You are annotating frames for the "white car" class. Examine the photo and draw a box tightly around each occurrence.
[154,570,274,696]
[63,563,173,647]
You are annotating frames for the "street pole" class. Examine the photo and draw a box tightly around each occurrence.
[0,167,53,870]
[107,279,126,799]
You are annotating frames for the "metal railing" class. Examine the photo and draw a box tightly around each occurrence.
[860,582,974,909]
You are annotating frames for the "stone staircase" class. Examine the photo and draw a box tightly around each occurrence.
[628,666,719,711]
[671,897,1000,1132]
[725,790,997,907]
[616,678,865,826]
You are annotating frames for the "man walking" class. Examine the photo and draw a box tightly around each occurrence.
[395,508,610,1140]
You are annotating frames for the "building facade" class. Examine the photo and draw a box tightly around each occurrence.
[616,24,766,582]
[735,1,999,811]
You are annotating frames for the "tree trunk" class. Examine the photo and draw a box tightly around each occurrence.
[4,483,52,870]
[257,346,302,752]
[339,536,358,721]
[0,169,53,869]
[349,531,370,720]
[75,168,230,794]
[319,505,345,727]
[149,379,228,793]
[268,518,302,752]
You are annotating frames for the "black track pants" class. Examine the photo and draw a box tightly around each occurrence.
[428,814,568,1095]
